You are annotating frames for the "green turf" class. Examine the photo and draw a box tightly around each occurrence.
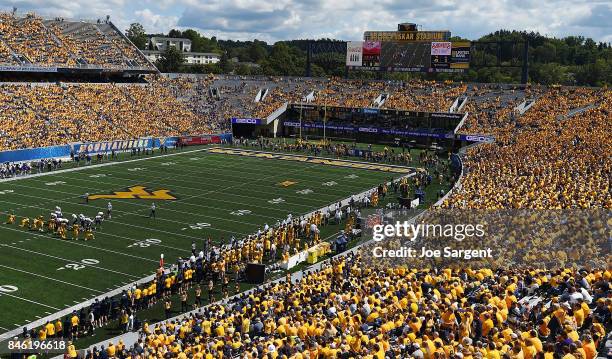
[0,146,407,332]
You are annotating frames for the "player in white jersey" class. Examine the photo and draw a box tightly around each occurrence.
[95,212,104,229]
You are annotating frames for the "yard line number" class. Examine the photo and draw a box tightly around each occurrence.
[127,238,162,248]
[57,258,99,271]
[0,285,18,293]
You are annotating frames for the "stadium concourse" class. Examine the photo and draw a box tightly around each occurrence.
[0,10,609,359]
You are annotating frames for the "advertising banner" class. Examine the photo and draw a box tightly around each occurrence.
[231,118,262,125]
[0,145,70,163]
[456,134,495,143]
[430,112,464,121]
[430,42,452,55]
[362,41,381,67]
[364,31,451,42]
[179,135,222,146]
[156,137,179,148]
[0,66,58,72]
[283,121,453,139]
[346,41,364,66]
[450,42,471,69]
[74,138,152,154]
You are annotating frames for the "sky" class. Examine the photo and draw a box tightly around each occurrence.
[2,0,611,43]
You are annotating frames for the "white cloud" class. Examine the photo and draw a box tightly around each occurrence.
[0,0,609,43]
[133,8,178,33]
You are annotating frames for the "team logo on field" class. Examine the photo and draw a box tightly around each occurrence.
[279,180,297,187]
[88,186,177,201]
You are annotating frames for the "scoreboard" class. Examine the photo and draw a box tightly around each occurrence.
[346,40,470,73]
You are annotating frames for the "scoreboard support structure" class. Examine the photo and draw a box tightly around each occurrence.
[343,24,531,84]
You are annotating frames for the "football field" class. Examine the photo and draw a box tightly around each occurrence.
[0,146,413,333]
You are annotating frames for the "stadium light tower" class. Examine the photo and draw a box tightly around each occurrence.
[299,100,303,140]
[323,94,327,143]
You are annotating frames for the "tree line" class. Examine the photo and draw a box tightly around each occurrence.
[125,24,611,86]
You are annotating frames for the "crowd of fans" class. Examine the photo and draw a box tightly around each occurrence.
[252,79,320,119]
[72,252,609,358]
[161,76,474,129]
[0,82,215,151]
[0,12,151,69]
[309,79,387,108]
[445,86,611,209]
[0,13,73,65]
[457,85,534,135]
[161,75,233,133]
[383,80,467,113]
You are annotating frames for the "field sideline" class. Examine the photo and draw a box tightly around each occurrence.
[0,146,413,335]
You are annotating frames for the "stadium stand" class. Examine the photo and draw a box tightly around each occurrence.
[383,80,467,112]
[0,15,608,355]
[161,75,234,133]
[70,253,609,358]
[0,12,154,70]
[252,78,322,119]
[54,80,608,358]
[445,86,611,209]
[0,13,73,66]
[0,82,216,150]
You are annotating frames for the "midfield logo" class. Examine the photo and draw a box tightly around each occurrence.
[279,180,297,187]
[88,186,177,201]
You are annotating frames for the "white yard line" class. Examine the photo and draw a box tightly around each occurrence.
[38,172,331,211]
[0,226,158,263]
[7,182,274,228]
[0,210,177,261]
[0,148,211,183]
[0,243,141,279]
[142,155,390,187]
[0,292,60,311]
[85,229,192,254]
[0,264,105,293]
[0,193,248,238]
[176,162,333,205]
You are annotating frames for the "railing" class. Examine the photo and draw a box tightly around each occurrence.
[433,140,482,207]
[266,102,288,126]
[0,60,155,71]
[514,98,536,115]
[453,112,470,134]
